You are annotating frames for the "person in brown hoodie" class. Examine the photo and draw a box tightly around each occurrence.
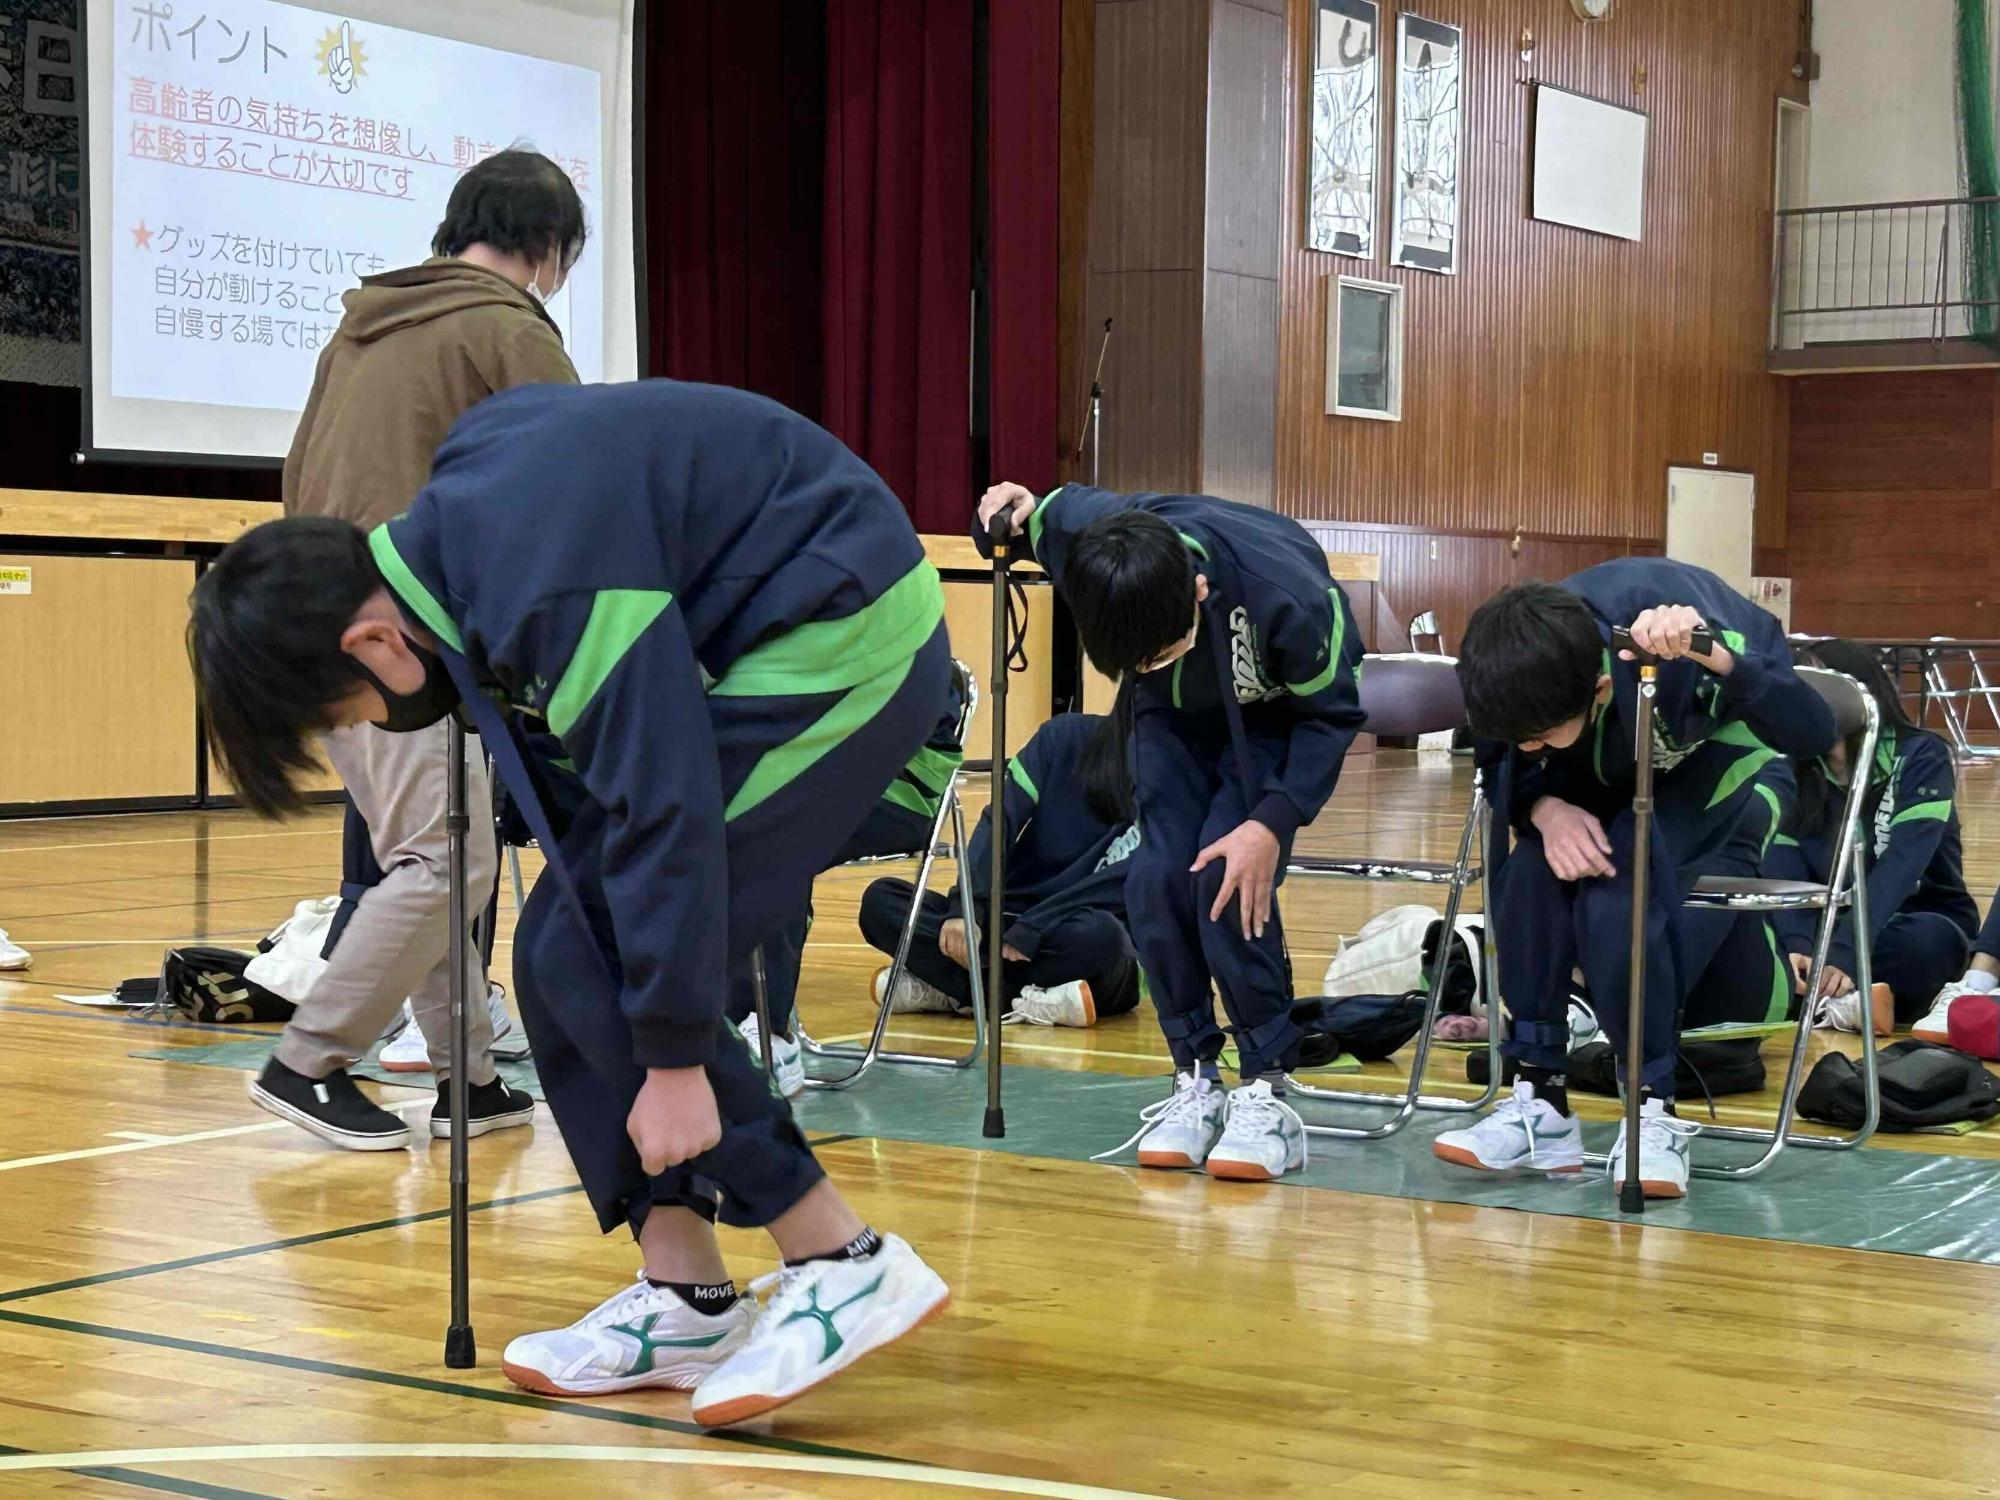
[246,150,584,1152]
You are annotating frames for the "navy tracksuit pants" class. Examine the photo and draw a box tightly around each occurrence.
[722,799,933,1037]
[1495,739,1759,1095]
[1872,912,1972,1022]
[1126,704,1300,1080]
[510,626,952,1234]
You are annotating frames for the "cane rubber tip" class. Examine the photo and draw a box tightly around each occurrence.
[444,1325,477,1369]
[1618,1184,1646,1215]
[982,1108,1005,1139]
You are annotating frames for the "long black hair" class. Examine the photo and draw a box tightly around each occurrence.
[1078,683,1139,826]
[1790,637,1924,838]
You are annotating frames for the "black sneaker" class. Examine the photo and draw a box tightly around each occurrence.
[248,1059,411,1151]
[430,1077,537,1139]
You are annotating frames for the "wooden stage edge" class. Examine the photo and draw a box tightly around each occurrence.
[0,488,1385,582]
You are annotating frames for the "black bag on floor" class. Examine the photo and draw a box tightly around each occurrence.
[1797,1040,2000,1133]
[123,947,297,1024]
[1465,1037,1768,1098]
[1291,990,1429,1065]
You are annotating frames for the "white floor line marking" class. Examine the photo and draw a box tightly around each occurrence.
[0,827,342,856]
[0,1120,294,1172]
[104,1131,177,1144]
[0,1444,1174,1499]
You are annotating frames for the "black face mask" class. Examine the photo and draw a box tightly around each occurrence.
[351,632,461,732]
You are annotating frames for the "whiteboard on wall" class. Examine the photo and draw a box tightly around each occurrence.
[1532,84,1648,241]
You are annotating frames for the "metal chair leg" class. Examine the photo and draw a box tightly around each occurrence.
[1293,778,1499,1138]
[507,844,526,913]
[799,779,986,1090]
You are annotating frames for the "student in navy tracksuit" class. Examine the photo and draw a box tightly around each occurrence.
[188,380,954,1428]
[859,711,1143,1027]
[976,480,1365,1182]
[1769,638,1977,1033]
[726,682,966,1095]
[1435,560,1836,1201]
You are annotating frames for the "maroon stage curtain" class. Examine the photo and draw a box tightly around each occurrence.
[644,3,825,418]
[987,0,1061,497]
[821,0,973,534]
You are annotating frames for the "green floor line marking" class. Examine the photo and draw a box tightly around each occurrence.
[0,1308,910,1466]
[0,1136,857,1306]
[0,1443,281,1500]
[0,1185,587,1306]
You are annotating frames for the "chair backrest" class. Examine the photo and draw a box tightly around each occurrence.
[1407,609,1444,654]
[1795,664,1875,743]
[1357,652,1465,739]
[949,659,981,753]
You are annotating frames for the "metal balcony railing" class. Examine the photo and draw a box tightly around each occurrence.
[1772,195,2000,352]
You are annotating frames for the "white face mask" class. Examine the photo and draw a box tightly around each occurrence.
[527,253,565,306]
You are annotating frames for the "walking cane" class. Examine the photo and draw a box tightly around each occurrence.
[1612,624,1710,1216]
[444,716,476,1366]
[983,510,1015,1139]
[751,947,775,1076]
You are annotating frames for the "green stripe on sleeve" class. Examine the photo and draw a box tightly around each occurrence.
[881,778,940,820]
[1007,756,1039,803]
[1286,587,1348,698]
[1027,487,1065,556]
[712,562,943,699]
[1890,799,1954,827]
[726,654,917,822]
[1707,742,1782,810]
[1752,782,1783,856]
[905,744,963,794]
[367,525,464,653]
[545,590,674,740]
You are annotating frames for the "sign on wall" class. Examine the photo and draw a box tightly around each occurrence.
[0,0,81,385]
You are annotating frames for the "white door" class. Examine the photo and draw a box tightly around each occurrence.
[1665,467,1755,594]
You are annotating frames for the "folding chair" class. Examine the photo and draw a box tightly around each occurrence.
[1670,664,1883,1178]
[1406,609,1445,655]
[1285,652,1503,1139]
[795,659,988,1091]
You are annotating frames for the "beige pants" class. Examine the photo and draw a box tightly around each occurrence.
[274,720,499,1084]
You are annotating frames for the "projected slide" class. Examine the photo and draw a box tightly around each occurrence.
[108,0,603,417]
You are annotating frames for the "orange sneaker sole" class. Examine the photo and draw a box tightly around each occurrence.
[501,1361,695,1398]
[691,1291,951,1429]
[1136,1149,1199,1169]
[1205,1157,1282,1182]
[1433,1142,1583,1174]
[1868,983,1895,1038]
[1077,981,1098,1027]
[379,1059,432,1074]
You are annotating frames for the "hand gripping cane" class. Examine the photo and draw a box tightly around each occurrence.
[1609,624,1711,1216]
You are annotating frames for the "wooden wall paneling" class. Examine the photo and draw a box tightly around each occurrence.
[1272,0,1799,552]
[1788,487,2000,640]
[0,554,199,805]
[1789,371,1996,493]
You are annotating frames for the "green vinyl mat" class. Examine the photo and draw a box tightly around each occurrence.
[133,1036,2000,1266]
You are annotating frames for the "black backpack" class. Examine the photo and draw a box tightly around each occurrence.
[118,947,297,1024]
[1465,1037,1768,1099]
[1798,1040,2000,1132]
[1292,991,1429,1065]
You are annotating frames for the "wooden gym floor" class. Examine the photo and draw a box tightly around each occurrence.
[4,753,2000,1498]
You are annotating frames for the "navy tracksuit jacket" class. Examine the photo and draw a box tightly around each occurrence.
[1488,557,1837,1092]
[374,379,951,1232]
[1769,723,1976,1020]
[993,485,1365,1078]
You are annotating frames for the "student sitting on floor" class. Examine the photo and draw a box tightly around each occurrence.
[1768,638,1977,1036]
[977,480,1366,1182]
[1433,560,1835,1201]
[860,710,1143,1030]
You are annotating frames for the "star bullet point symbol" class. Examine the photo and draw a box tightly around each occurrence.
[131,221,154,250]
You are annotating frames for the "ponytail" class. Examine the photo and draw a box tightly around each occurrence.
[1080,679,1138,826]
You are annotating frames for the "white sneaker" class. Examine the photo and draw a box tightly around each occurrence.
[502,1274,758,1396]
[872,965,965,1016]
[1568,997,1600,1048]
[1006,980,1096,1028]
[1205,1080,1308,1181]
[378,985,529,1073]
[1433,1080,1585,1175]
[486,983,533,1062]
[690,1234,949,1428]
[1607,1097,1699,1201]
[1912,980,1987,1045]
[740,1013,806,1098]
[0,930,29,971]
[1093,1070,1226,1169]
[1812,982,1893,1037]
